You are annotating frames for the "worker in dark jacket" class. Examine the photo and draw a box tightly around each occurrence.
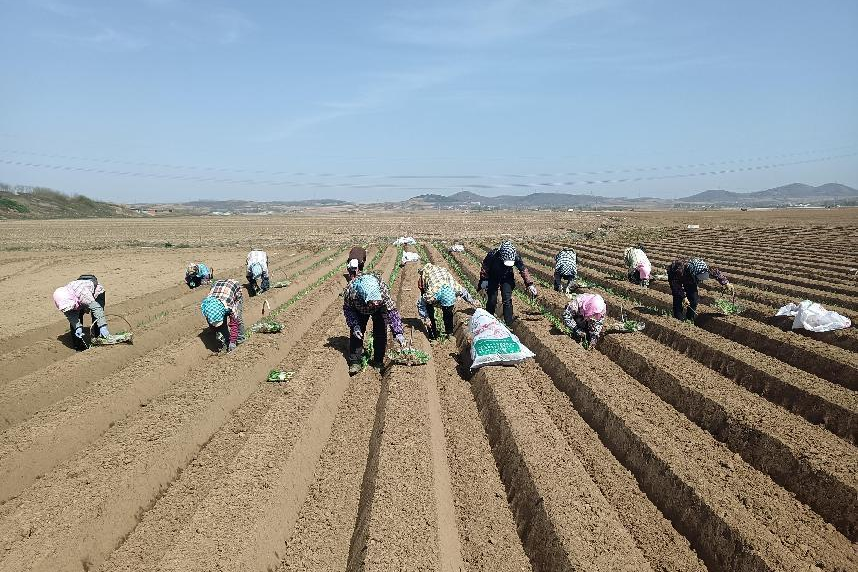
[345,245,367,283]
[478,240,537,325]
[667,257,734,321]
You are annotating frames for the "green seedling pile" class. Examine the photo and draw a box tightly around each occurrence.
[387,347,430,366]
[713,298,744,315]
[91,331,134,346]
[251,318,283,334]
[267,369,295,382]
[271,280,292,288]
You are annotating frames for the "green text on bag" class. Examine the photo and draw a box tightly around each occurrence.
[474,336,522,356]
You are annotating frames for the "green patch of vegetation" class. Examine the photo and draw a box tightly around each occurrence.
[713,298,744,315]
[0,197,29,213]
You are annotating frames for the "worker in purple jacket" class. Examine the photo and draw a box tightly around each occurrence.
[343,272,407,375]
[667,257,733,321]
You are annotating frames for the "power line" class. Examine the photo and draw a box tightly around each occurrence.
[1,152,855,191]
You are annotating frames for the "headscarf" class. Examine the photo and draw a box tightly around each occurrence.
[353,274,382,303]
[435,285,456,307]
[498,240,517,266]
[577,293,606,319]
[201,296,227,325]
[687,258,710,282]
[249,262,263,279]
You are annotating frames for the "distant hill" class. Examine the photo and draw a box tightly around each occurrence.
[129,198,352,215]
[679,183,858,205]
[0,186,137,219]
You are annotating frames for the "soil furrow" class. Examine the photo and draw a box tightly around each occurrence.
[514,247,858,443]
[0,248,339,433]
[451,248,858,572]
[0,252,359,571]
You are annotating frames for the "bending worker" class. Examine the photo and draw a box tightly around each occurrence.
[200,278,246,353]
[346,245,367,283]
[478,240,537,325]
[624,246,652,287]
[246,249,270,295]
[667,257,733,321]
[563,292,606,351]
[185,262,214,289]
[53,274,110,350]
[343,272,406,375]
[554,247,577,293]
[417,263,480,340]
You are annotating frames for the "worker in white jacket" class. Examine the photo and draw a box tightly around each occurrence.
[246,249,270,295]
[624,246,652,288]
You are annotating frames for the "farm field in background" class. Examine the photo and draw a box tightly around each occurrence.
[0,209,855,571]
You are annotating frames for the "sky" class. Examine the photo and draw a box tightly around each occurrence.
[1,0,857,203]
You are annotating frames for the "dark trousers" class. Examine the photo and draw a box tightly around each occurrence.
[425,302,454,339]
[671,280,699,321]
[348,311,387,365]
[247,272,270,295]
[486,281,515,324]
[553,272,576,292]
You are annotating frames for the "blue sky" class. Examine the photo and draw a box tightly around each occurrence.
[1,0,856,202]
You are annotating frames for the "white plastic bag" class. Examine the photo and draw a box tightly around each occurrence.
[393,236,416,245]
[401,251,420,265]
[449,244,465,252]
[775,300,851,332]
[469,309,534,369]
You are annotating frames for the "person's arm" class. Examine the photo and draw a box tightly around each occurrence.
[227,313,239,345]
[417,297,429,320]
[88,299,108,328]
[458,288,477,306]
[343,302,360,330]
[515,255,534,286]
[710,267,729,287]
[384,307,405,336]
[588,317,605,349]
[479,252,491,282]
[562,303,577,330]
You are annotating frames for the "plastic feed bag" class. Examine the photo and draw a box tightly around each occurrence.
[449,244,465,252]
[401,251,421,264]
[393,236,417,245]
[776,300,851,332]
[468,309,535,369]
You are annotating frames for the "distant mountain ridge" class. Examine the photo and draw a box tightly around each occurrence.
[679,183,858,205]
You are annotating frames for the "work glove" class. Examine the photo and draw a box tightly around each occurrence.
[74,326,86,339]
[527,284,538,297]
[98,325,110,338]
[395,333,407,348]
[478,280,488,293]
[227,341,237,352]
[724,283,735,295]
[352,326,364,341]
[682,297,690,309]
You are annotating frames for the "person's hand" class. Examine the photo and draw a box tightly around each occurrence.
[527,284,538,297]
[478,280,488,293]
[395,333,407,348]
[99,325,110,338]
[682,297,690,309]
[587,342,597,351]
[724,283,735,295]
[422,317,432,328]
[352,326,364,341]
[228,341,237,352]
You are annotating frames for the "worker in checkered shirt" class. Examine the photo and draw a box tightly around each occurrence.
[417,263,480,340]
[343,272,407,374]
[667,257,734,321]
[52,274,111,351]
[246,249,270,295]
[553,248,577,293]
[200,279,246,352]
[478,240,537,325]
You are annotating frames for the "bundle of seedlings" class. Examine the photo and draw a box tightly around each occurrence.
[251,318,283,334]
[267,369,295,382]
[271,280,292,288]
[713,298,745,315]
[91,331,134,345]
[606,320,646,333]
[386,347,430,366]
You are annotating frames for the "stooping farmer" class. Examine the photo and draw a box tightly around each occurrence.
[417,263,480,340]
[346,245,367,283]
[553,248,577,293]
[563,292,606,350]
[478,240,537,325]
[246,249,270,295]
[343,272,407,375]
[185,262,214,289]
[200,278,246,353]
[667,257,733,321]
[624,246,652,287]
[52,274,110,351]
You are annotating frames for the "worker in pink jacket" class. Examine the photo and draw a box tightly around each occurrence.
[52,274,110,350]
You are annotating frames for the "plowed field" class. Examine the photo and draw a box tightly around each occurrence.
[0,211,856,572]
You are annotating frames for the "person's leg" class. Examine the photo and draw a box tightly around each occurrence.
[486,281,500,317]
[669,279,685,320]
[261,272,270,292]
[426,301,439,339]
[371,311,387,365]
[348,314,371,365]
[501,281,515,324]
[553,271,562,291]
[686,283,699,322]
[441,305,454,335]
[246,271,257,296]
[235,299,246,342]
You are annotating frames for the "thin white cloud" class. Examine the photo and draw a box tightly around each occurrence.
[378,0,616,48]
[37,26,148,50]
[264,66,468,141]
